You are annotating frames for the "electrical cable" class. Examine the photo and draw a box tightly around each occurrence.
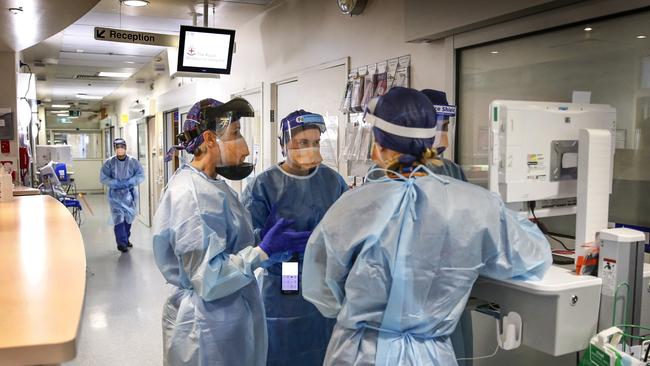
[528,201,571,251]
[456,344,500,361]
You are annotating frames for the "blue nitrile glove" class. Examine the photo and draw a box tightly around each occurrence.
[115,180,130,189]
[259,218,311,257]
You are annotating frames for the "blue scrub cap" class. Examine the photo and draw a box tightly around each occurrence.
[421,88,457,118]
[421,89,448,105]
[279,110,326,145]
[366,87,437,158]
[113,138,127,148]
[164,98,222,162]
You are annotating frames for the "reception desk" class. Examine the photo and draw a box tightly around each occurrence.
[0,195,86,365]
[12,186,40,196]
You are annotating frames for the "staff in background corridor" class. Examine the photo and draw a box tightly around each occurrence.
[100,138,145,253]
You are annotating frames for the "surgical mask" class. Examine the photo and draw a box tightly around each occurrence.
[287,147,322,170]
[215,137,253,180]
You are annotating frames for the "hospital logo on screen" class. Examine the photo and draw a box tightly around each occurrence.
[187,47,197,56]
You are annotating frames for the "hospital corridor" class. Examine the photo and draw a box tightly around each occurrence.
[1,1,650,366]
[63,194,166,365]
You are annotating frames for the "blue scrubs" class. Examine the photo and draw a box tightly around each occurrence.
[241,163,348,366]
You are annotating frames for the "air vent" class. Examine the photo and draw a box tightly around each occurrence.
[154,64,165,72]
[74,74,111,81]
[34,60,46,67]
[36,74,47,81]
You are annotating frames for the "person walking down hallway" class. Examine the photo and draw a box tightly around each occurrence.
[100,138,145,253]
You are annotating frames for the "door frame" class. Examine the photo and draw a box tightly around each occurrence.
[136,117,151,227]
[231,84,264,193]
[269,57,349,167]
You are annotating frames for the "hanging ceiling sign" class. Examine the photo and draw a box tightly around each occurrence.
[94,27,179,47]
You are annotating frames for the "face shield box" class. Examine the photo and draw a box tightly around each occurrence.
[488,100,616,204]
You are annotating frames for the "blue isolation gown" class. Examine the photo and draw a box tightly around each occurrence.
[303,167,552,366]
[241,163,348,366]
[153,164,267,366]
[100,155,145,225]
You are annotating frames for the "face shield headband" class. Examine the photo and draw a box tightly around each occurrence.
[364,98,438,139]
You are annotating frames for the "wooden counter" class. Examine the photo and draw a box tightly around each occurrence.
[0,195,86,365]
[12,186,40,196]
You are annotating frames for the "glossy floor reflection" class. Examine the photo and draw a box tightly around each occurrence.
[64,194,168,366]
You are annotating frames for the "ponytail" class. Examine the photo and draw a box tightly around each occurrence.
[384,148,443,178]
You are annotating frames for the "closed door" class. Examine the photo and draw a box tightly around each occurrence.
[149,115,163,218]
[273,63,348,174]
[232,87,263,193]
[137,121,150,227]
[275,80,300,164]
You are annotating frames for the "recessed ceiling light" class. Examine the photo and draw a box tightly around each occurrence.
[490,51,500,54]
[51,104,70,108]
[584,27,593,32]
[637,35,647,39]
[76,94,103,100]
[120,0,150,7]
[98,71,132,78]
[76,49,84,53]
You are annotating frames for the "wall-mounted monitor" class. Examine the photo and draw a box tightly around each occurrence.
[177,25,235,74]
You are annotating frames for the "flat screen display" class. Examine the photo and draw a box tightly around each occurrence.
[177,25,235,74]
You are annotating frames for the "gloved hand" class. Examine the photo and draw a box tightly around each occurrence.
[259,218,312,257]
[113,180,130,189]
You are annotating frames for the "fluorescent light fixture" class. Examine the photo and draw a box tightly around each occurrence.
[125,61,135,64]
[51,104,70,108]
[490,51,500,54]
[76,49,84,53]
[51,110,69,114]
[98,71,132,78]
[120,0,149,7]
[637,35,647,39]
[584,27,593,31]
[56,113,68,117]
[76,94,103,100]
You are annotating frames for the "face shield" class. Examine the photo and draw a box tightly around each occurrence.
[113,138,127,157]
[280,112,331,171]
[284,127,323,170]
[432,104,456,155]
[204,98,255,180]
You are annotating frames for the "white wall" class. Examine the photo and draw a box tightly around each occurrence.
[111,0,449,174]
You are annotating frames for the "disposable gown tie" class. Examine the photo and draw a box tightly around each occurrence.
[371,167,453,366]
